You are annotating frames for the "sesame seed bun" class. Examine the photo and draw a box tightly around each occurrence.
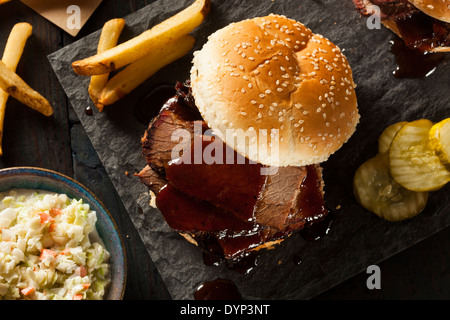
[190,14,359,167]
[408,0,450,23]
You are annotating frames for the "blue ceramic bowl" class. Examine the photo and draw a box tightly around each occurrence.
[0,167,126,300]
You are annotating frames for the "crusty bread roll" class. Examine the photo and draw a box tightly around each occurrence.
[190,14,359,167]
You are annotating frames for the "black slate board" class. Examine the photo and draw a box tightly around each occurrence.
[48,0,450,300]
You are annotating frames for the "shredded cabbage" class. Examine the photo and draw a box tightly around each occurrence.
[0,189,111,300]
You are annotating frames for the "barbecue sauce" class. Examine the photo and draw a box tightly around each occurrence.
[194,279,242,300]
[84,106,93,116]
[299,210,333,241]
[159,138,328,266]
[166,136,266,223]
[390,36,445,78]
[294,165,329,229]
[389,10,447,78]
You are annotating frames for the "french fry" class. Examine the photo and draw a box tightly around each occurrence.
[98,34,195,106]
[0,60,53,117]
[88,18,125,112]
[72,0,210,76]
[0,0,12,4]
[0,22,33,156]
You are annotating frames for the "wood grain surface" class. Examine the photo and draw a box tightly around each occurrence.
[0,0,448,300]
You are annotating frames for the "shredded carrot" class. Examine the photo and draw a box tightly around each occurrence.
[59,248,71,255]
[82,283,90,289]
[38,212,55,224]
[39,249,56,260]
[72,294,83,300]
[50,208,63,217]
[76,265,87,277]
[48,223,57,233]
[21,287,35,296]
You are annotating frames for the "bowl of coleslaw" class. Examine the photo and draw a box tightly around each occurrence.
[0,167,126,300]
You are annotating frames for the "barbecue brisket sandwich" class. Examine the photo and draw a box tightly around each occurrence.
[137,15,360,264]
[353,0,450,51]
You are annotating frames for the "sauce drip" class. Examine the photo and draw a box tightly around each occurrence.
[84,106,93,116]
[299,210,333,241]
[388,9,447,78]
[194,279,242,300]
[390,36,445,78]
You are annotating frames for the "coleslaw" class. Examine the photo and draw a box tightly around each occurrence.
[0,189,111,300]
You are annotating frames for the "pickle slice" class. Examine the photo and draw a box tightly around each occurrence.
[353,154,428,221]
[389,119,450,192]
[429,118,450,170]
[378,121,408,154]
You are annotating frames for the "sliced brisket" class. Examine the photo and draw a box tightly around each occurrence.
[138,82,328,260]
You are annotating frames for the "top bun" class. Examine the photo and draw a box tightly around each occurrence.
[409,0,450,23]
[190,14,359,167]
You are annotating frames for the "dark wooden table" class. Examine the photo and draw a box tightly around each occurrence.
[0,0,449,300]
